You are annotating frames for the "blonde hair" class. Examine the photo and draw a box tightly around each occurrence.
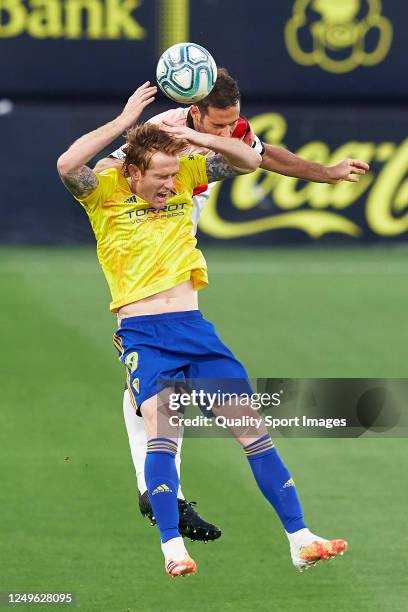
[122,124,187,176]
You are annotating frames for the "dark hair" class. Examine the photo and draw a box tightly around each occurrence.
[122,124,187,176]
[195,67,241,114]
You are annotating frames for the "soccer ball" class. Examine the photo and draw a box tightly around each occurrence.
[156,42,217,104]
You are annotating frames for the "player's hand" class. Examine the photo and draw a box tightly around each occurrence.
[119,82,157,127]
[161,121,210,147]
[327,158,370,183]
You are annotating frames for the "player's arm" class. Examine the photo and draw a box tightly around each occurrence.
[57,82,157,197]
[260,143,370,184]
[201,134,261,175]
[94,108,173,172]
[162,122,261,177]
[205,154,252,182]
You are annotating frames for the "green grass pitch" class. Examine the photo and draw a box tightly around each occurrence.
[1,245,407,611]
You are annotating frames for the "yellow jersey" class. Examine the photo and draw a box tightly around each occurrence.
[76,154,209,312]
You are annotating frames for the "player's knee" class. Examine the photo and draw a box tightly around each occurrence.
[140,395,175,439]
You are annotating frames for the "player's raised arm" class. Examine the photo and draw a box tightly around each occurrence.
[261,143,370,184]
[162,122,261,180]
[57,82,157,198]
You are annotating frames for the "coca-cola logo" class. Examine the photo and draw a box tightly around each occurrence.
[200,112,408,240]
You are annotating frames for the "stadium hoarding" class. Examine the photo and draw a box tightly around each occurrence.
[1,101,407,245]
[0,0,405,100]
[198,104,408,245]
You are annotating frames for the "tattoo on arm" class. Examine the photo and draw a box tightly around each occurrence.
[60,165,98,198]
[206,154,241,182]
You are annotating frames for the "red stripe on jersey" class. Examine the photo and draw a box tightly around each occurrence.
[232,116,251,140]
[193,184,208,196]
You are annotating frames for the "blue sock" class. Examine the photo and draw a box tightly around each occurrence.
[244,435,306,533]
[144,438,180,543]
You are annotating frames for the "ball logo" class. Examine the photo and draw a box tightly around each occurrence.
[156,42,217,104]
[285,0,393,73]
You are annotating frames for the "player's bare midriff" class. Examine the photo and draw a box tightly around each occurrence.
[117,279,198,322]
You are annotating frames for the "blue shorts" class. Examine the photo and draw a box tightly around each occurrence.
[113,310,252,414]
